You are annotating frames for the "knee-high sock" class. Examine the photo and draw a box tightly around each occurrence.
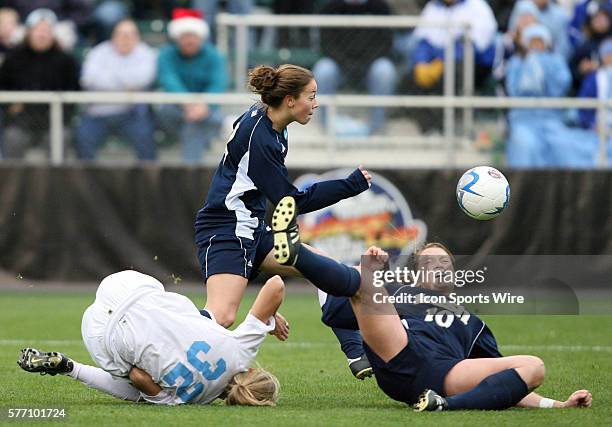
[319,290,364,359]
[332,327,365,360]
[67,362,141,402]
[295,246,361,297]
[445,368,529,410]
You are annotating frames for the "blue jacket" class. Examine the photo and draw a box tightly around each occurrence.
[506,51,571,120]
[577,70,604,129]
[157,43,227,93]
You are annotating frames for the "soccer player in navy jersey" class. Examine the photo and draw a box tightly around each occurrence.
[194,64,372,329]
[270,196,593,411]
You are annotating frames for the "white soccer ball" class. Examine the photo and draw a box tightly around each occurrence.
[456,166,510,220]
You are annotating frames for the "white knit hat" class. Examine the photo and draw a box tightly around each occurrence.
[167,8,209,41]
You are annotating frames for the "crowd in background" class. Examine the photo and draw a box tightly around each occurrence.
[0,0,611,167]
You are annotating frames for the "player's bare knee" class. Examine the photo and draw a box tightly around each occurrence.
[268,275,285,289]
[525,355,545,388]
[532,356,546,387]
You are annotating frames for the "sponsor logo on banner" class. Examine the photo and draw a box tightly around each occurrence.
[294,170,427,265]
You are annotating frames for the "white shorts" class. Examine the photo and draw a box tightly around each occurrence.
[81,270,165,377]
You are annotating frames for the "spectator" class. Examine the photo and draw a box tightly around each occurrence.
[0,8,22,62]
[156,8,227,164]
[0,8,79,160]
[510,0,572,60]
[493,0,540,84]
[505,23,594,167]
[577,37,612,155]
[570,1,612,91]
[570,0,612,47]
[2,0,94,51]
[75,19,157,161]
[407,0,497,133]
[313,0,397,135]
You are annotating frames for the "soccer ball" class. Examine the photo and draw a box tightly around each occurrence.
[456,166,510,220]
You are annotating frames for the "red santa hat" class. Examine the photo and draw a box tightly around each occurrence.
[168,8,209,41]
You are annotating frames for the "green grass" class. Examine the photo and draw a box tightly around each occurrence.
[1,290,611,426]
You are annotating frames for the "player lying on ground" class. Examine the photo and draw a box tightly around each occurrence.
[18,270,289,406]
[270,196,593,411]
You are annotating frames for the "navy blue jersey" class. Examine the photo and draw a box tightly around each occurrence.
[195,104,369,240]
[322,285,500,360]
[321,285,501,403]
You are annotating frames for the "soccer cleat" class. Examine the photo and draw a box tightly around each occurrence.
[271,196,300,265]
[413,389,448,412]
[348,355,374,380]
[17,348,74,376]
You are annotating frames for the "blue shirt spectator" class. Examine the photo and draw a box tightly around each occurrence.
[510,0,572,60]
[506,24,596,168]
[578,37,612,128]
[570,1,612,91]
[570,0,612,46]
[156,8,228,164]
[493,0,541,82]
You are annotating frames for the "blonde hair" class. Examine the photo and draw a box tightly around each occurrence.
[225,368,280,406]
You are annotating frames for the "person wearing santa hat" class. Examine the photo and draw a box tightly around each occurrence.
[157,8,228,164]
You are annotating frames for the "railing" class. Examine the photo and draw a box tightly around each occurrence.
[216,13,474,153]
[0,91,609,167]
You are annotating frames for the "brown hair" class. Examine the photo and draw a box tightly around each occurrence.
[414,242,455,267]
[248,64,314,108]
[225,368,280,406]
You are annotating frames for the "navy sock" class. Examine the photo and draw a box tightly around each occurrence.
[445,368,529,410]
[295,246,361,297]
[332,327,364,360]
[199,309,213,320]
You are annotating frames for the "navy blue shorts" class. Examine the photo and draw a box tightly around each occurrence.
[364,328,461,405]
[196,224,274,282]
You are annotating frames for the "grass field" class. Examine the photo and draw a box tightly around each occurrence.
[1,289,611,426]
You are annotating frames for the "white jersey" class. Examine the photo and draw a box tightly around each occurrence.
[82,270,274,405]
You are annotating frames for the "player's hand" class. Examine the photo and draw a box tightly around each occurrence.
[359,165,372,187]
[363,246,389,270]
[269,312,289,341]
[561,390,592,408]
[184,103,209,122]
[365,246,389,262]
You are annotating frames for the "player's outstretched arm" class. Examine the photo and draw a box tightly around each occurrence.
[517,390,592,408]
[250,275,289,341]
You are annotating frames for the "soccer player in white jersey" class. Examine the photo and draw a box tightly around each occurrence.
[18,270,289,406]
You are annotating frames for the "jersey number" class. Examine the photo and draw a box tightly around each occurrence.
[162,340,227,403]
[424,308,470,328]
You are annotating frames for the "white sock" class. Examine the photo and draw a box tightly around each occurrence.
[67,361,141,402]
